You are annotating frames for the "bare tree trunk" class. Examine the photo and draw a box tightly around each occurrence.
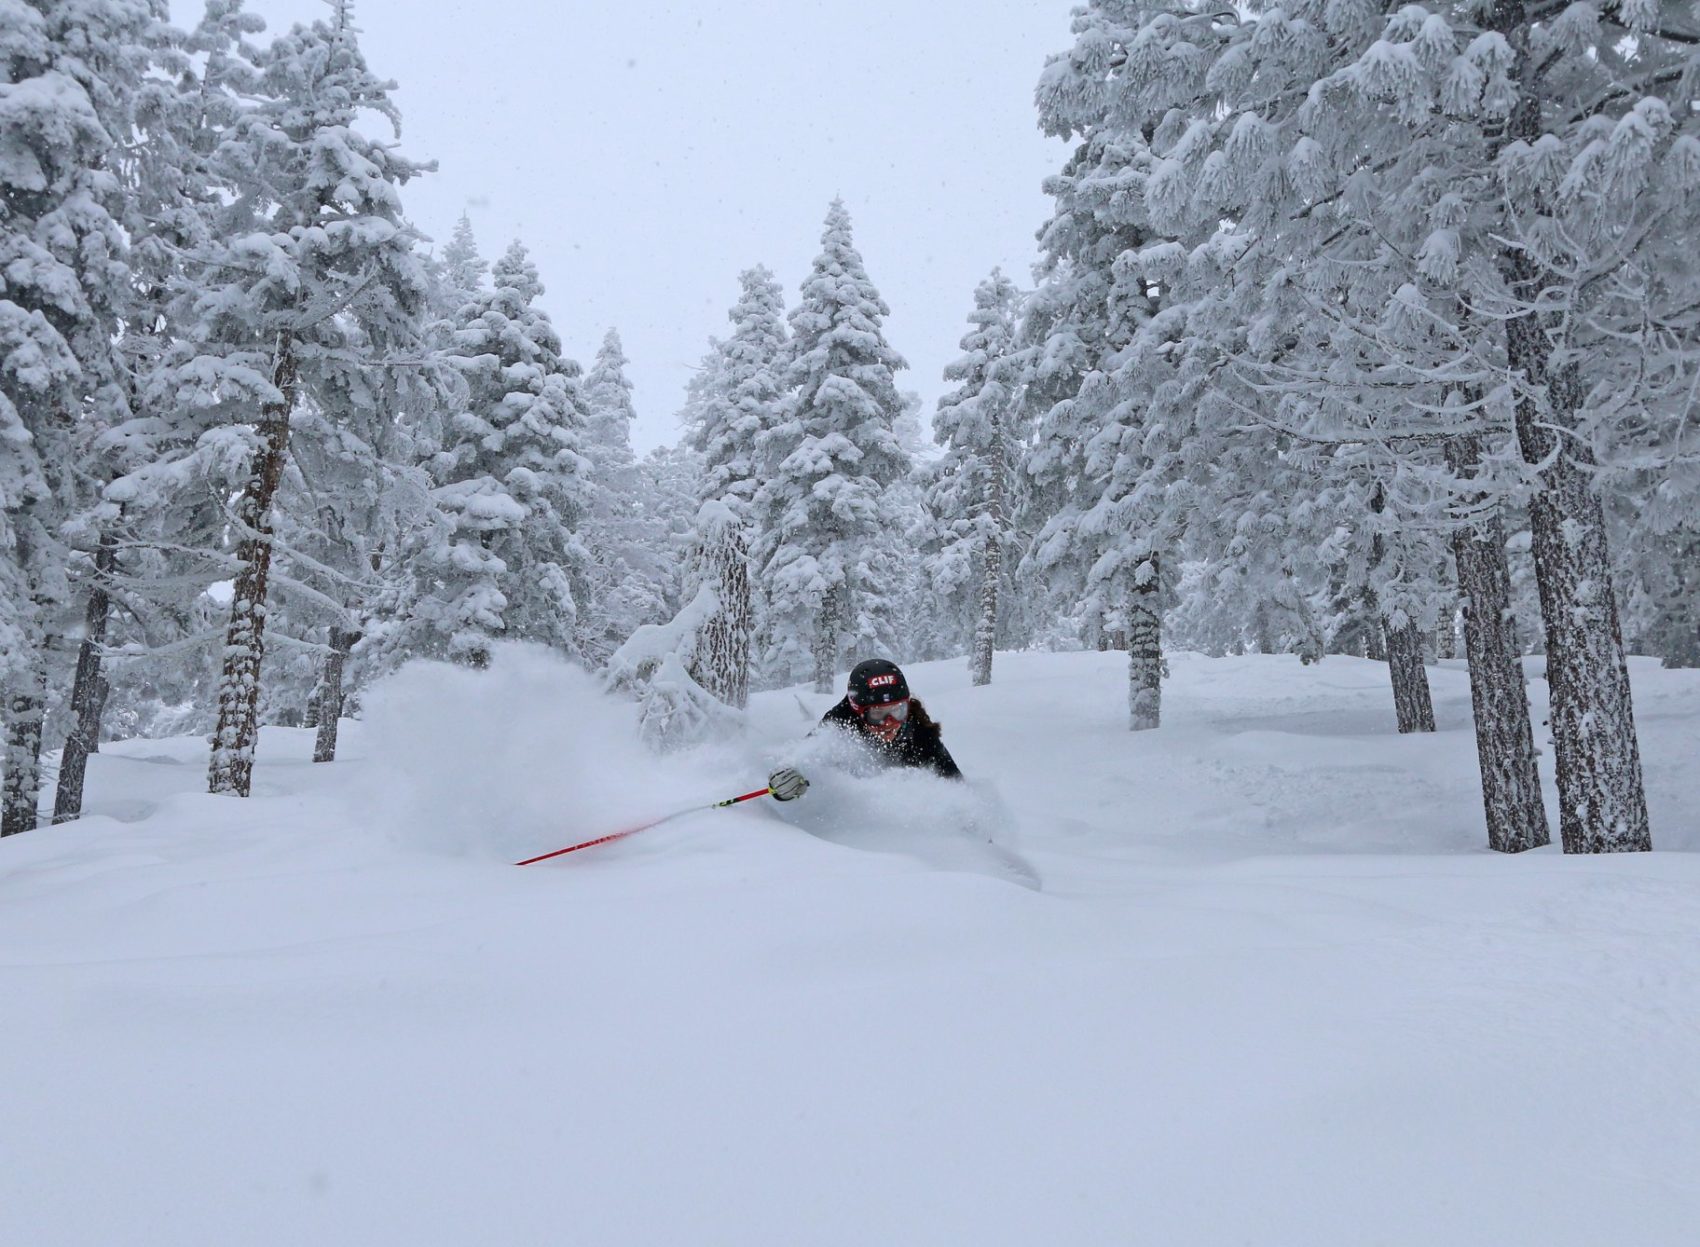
[1504,326,1649,851]
[53,537,118,823]
[1127,554,1161,731]
[970,449,1007,687]
[1485,11,1650,852]
[1383,614,1437,733]
[970,532,1000,687]
[312,627,362,764]
[1252,602,1276,655]
[88,676,108,753]
[1446,436,1550,852]
[812,582,842,695]
[1368,484,1434,731]
[692,523,751,709]
[1437,600,1460,661]
[1364,620,1386,662]
[209,333,299,798]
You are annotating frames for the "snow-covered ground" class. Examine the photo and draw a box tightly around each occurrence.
[3,649,1698,1246]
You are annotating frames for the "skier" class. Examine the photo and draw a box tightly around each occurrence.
[768,658,962,800]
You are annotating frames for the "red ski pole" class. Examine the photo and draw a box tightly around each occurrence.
[514,786,773,866]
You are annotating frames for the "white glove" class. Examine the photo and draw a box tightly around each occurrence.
[768,766,809,802]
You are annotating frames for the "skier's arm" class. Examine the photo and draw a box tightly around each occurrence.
[928,735,963,781]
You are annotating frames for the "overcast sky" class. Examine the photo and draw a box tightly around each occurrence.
[242,0,1075,451]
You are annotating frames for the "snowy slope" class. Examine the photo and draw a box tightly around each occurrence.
[3,649,1698,1246]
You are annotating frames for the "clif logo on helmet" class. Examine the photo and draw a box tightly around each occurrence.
[847,658,909,706]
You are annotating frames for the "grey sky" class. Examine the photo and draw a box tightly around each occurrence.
[243,0,1074,451]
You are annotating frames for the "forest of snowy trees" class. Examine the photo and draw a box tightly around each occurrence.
[3,0,1696,853]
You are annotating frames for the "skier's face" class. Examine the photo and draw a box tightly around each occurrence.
[861,698,908,741]
[863,699,908,725]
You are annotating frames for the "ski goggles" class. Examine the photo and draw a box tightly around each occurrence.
[858,698,909,724]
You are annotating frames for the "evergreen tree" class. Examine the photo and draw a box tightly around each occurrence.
[1112,0,1671,849]
[585,328,638,480]
[379,241,590,669]
[754,200,910,692]
[1020,78,1169,729]
[928,269,1024,686]
[579,327,666,662]
[138,2,434,796]
[637,440,706,614]
[437,212,487,316]
[62,3,279,801]
[51,0,242,822]
[1024,0,1693,848]
[684,265,789,706]
[0,0,169,834]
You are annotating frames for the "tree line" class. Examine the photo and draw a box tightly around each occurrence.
[4,0,1694,858]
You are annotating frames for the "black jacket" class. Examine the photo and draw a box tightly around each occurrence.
[818,696,963,780]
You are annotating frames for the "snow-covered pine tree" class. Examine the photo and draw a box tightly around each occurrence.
[272,317,441,763]
[578,327,666,663]
[1149,0,1673,850]
[51,0,239,822]
[687,499,750,707]
[1471,0,1683,849]
[928,269,1023,686]
[585,329,638,480]
[381,240,590,669]
[145,1,433,797]
[603,582,738,751]
[1025,46,1172,730]
[637,440,705,615]
[859,440,936,665]
[683,265,789,706]
[437,212,487,316]
[754,200,910,693]
[0,0,170,834]
[1445,423,1548,852]
[1032,0,1558,846]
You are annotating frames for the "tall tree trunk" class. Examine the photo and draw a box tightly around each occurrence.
[1368,484,1435,731]
[89,675,109,753]
[1363,619,1386,662]
[1383,614,1437,733]
[971,451,1007,687]
[692,524,751,709]
[312,627,362,764]
[1127,554,1161,731]
[1487,9,1651,852]
[1253,602,1276,655]
[1437,603,1460,662]
[209,332,299,798]
[971,531,1000,687]
[1503,324,1649,851]
[812,582,842,695]
[53,536,118,823]
[1446,436,1550,852]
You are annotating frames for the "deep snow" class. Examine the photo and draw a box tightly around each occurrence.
[2,648,1698,1246]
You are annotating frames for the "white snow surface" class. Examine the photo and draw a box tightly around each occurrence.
[4,648,1699,1245]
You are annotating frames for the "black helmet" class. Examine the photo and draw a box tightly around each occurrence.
[847,658,908,707]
